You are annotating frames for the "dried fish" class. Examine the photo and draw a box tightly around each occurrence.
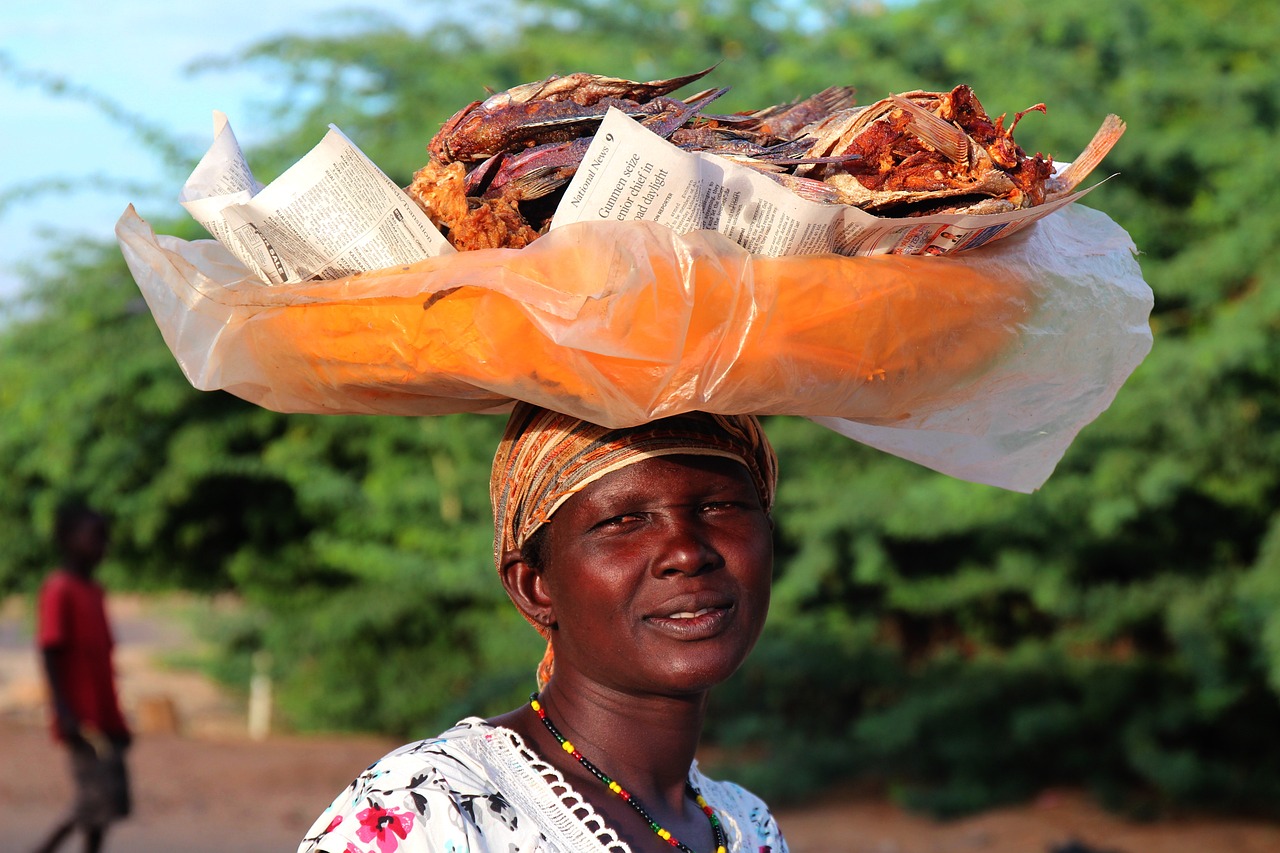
[481,138,591,202]
[410,69,1123,250]
[479,91,723,204]
[430,68,719,164]
[798,86,1122,216]
[482,66,718,110]
[712,85,858,138]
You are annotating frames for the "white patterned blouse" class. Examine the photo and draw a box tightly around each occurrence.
[298,718,788,853]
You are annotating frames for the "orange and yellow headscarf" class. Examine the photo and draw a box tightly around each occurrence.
[490,403,778,686]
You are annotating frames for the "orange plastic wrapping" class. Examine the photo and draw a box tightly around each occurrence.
[117,204,1153,492]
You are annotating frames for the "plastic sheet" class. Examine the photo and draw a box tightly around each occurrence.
[117,203,1152,492]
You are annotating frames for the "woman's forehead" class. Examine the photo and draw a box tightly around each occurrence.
[541,450,758,521]
[564,453,757,505]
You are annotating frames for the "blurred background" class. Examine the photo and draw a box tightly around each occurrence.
[2,0,1278,850]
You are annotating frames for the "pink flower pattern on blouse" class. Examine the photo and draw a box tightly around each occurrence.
[355,805,415,853]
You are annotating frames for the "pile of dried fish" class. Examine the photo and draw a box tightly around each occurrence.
[407,67,1124,251]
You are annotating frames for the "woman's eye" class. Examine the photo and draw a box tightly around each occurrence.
[599,513,642,528]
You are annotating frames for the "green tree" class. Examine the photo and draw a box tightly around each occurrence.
[711,0,1280,815]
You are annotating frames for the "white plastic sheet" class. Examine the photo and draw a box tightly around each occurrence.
[117,202,1152,492]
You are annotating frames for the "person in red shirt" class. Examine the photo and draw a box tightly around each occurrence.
[33,504,132,853]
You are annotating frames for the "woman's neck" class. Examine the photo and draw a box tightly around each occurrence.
[501,678,709,812]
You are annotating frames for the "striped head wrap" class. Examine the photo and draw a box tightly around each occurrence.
[490,402,778,686]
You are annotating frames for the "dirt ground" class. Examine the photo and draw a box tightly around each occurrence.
[3,595,1280,853]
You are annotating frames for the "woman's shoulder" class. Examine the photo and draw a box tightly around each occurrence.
[358,717,506,787]
[297,718,536,853]
[692,765,789,853]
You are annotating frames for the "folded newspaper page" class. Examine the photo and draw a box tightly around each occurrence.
[180,112,454,284]
[178,112,265,273]
[550,107,1094,257]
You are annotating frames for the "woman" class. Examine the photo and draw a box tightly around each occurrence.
[299,403,788,853]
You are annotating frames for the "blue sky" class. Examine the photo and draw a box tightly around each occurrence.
[0,0,446,300]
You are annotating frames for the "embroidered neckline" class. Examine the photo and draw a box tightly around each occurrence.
[452,716,718,853]
[455,716,633,853]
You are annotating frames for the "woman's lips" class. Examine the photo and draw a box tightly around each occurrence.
[644,604,733,639]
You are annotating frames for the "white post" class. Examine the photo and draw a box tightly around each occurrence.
[248,650,272,741]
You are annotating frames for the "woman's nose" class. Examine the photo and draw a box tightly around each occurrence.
[651,515,722,577]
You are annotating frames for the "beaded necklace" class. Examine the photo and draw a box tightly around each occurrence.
[529,694,728,853]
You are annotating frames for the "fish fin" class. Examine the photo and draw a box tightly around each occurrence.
[889,94,970,165]
[492,166,571,202]
[1049,114,1126,195]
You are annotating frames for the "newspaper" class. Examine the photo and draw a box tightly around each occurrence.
[180,105,1096,280]
[550,107,1095,257]
[180,112,454,284]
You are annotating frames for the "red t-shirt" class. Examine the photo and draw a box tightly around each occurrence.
[37,569,130,740]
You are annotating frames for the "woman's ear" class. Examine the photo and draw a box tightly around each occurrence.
[499,548,556,629]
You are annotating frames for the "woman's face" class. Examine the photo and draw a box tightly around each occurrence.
[535,454,773,696]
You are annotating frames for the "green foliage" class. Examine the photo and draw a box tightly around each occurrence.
[3,0,1280,818]
[705,0,1280,816]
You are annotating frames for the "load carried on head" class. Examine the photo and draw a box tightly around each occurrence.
[117,64,1151,494]
[408,67,1125,251]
